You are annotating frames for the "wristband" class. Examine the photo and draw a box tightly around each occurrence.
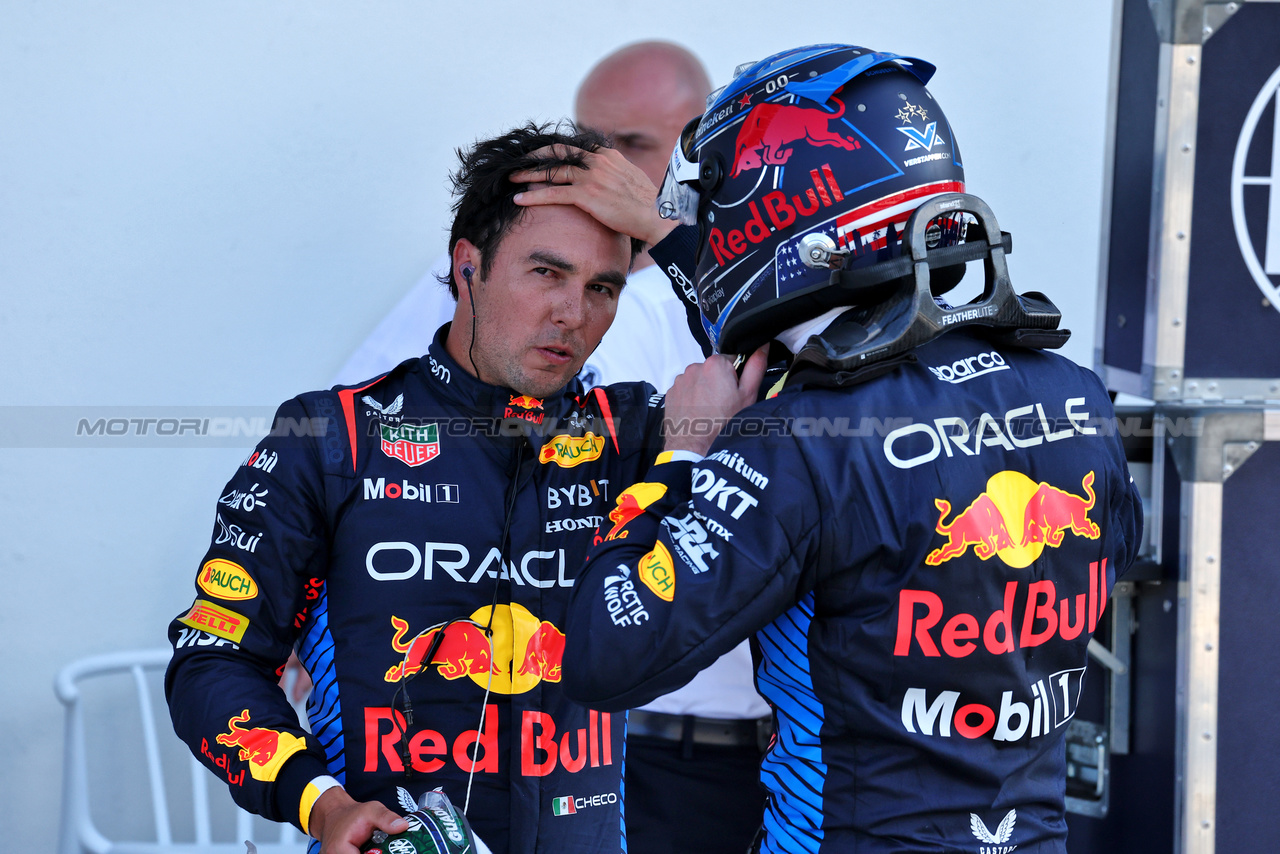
[656,450,702,465]
[299,775,342,837]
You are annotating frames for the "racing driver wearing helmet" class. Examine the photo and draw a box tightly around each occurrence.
[550,44,1144,853]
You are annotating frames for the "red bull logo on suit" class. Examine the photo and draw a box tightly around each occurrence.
[384,603,566,694]
[214,709,307,782]
[926,471,1100,568]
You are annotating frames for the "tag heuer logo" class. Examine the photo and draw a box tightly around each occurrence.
[379,422,440,467]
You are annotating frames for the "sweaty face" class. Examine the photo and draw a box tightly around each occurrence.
[451,205,629,398]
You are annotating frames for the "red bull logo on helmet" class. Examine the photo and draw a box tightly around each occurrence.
[708,164,846,267]
[384,604,566,694]
[215,709,307,782]
[927,471,1100,568]
[730,96,861,177]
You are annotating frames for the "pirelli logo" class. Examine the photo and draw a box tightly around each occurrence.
[180,599,250,644]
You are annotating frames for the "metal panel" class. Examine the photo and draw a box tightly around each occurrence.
[1181,0,1280,392]
[1214,440,1280,851]
[1097,0,1280,397]
[1096,0,1161,390]
[1174,480,1221,854]
[1147,41,1202,401]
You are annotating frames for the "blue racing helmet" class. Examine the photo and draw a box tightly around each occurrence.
[657,44,969,355]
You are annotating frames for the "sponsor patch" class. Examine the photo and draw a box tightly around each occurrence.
[215,709,307,782]
[180,599,250,644]
[538,433,605,468]
[637,542,675,602]
[380,422,441,467]
[197,558,258,601]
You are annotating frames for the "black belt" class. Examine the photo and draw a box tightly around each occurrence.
[628,709,774,753]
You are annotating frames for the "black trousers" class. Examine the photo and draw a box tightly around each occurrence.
[625,734,768,854]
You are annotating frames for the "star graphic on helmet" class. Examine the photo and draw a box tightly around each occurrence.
[896,101,928,124]
[738,92,753,109]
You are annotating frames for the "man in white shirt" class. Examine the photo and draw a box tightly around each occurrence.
[330,41,771,854]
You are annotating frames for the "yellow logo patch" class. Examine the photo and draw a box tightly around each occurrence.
[198,559,258,601]
[179,599,250,644]
[538,432,606,468]
[638,542,676,602]
[215,709,307,782]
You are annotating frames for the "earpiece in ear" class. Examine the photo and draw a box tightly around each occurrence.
[461,264,476,284]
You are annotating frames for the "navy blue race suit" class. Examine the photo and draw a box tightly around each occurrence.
[564,330,1143,853]
[166,326,665,854]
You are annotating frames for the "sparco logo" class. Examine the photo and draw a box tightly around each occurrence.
[927,351,1008,384]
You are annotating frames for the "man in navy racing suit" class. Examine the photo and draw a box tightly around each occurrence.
[165,123,693,854]
[559,45,1145,853]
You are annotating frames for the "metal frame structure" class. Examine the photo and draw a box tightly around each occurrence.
[1090,2,1280,852]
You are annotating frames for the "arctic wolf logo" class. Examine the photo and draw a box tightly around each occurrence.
[970,808,1017,852]
[730,96,861,177]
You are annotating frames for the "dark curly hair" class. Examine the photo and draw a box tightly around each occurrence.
[439,121,645,298]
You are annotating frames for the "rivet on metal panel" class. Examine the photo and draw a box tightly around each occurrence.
[1163,600,1173,613]
[1176,231,1187,240]
[1181,143,1192,152]
[1224,464,1233,475]
[1206,555,1215,564]
[1203,26,1213,36]
[1227,2,1238,13]
[1188,382,1198,392]
[1187,55,1196,64]
[1248,442,1258,452]
[1202,820,1212,829]
[1205,642,1214,651]
[1209,382,1217,391]
[1170,370,1180,379]
[1172,317,1183,327]
[1202,731,1212,740]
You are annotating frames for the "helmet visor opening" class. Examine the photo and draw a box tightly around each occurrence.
[656,117,703,226]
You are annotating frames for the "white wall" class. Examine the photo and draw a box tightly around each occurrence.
[0,1,1117,847]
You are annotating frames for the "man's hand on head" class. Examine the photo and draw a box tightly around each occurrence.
[512,145,678,248]
[662,346,769,457]
[310,786,408,854]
